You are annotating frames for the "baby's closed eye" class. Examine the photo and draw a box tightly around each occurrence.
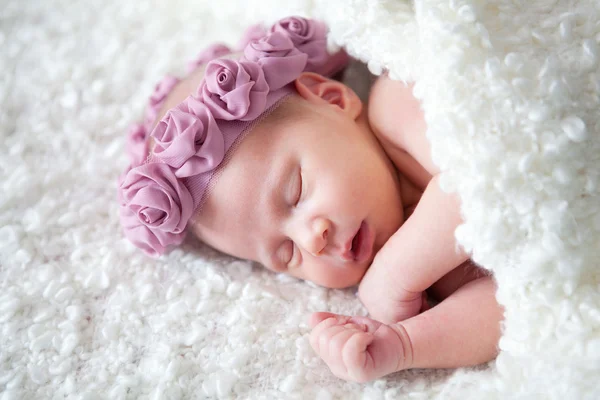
[289,166,303,206]
[271,240,293,271]
[273,239,303,271]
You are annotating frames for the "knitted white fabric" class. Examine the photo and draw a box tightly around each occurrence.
[1,0,599,399]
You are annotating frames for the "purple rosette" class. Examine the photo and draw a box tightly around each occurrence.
[150,96,225,178]
[119,163,193,246]
[270,16,329,72]
[242,31,308,90]
[119,204,186,257]
[198,59,269,121]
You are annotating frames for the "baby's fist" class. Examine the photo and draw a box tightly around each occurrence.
[308,312,413,383]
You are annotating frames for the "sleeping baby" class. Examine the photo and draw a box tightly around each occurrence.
[117,16,504,382]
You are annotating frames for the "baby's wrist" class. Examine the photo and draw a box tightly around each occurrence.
[389,322,414,372]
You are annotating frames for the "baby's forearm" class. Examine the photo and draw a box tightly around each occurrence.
[370,176,469,294]
[358,176,471,323]
[392,276,503,369]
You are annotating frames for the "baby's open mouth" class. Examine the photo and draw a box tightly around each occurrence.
[350,221,373,263]
[351,224,363,256]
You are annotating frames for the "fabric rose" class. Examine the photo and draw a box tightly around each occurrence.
[144,75,180,130]
[270,16,329,72]
[119,204,185,257]
[126,123,149,167]
[236,24,267,50]
[198,59,269,121]
[150,96,225,178]
[186,43,233,74]
[119,163,193,239]
[242,31,308,90]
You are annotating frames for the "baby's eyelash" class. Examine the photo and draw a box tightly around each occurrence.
[294,168,303,206]
[287,241,302,269]
[275,240,294,270]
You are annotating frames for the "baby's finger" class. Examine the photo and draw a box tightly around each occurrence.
[311,314,351,339]
[327,328,360,370]
[309,312,339,328]
[342,331,374,381]
[347,316,383,333]
[316,323,354,359]
[310,316,347,354]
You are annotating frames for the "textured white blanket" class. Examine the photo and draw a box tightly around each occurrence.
[1,0,599,399]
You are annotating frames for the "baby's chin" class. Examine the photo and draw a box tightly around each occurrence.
[313,262,371,289]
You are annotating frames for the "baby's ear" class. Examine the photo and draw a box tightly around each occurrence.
[294,72,362,119]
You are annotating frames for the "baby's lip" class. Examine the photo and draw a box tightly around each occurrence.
[340,223,363,262]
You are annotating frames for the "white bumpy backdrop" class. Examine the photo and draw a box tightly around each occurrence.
[1,0,599,399]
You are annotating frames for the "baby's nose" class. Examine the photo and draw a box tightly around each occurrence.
[306,217,330,256]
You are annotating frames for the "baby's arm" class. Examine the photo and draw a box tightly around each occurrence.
[358,175,470,323]
[310,275,502,382]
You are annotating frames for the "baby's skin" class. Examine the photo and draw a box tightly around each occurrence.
[307,74,503,381]
[156,61,503,382]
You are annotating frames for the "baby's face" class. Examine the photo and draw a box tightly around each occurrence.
[191,95,405,288]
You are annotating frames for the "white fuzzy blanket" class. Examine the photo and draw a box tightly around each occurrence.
[1,0,599,398]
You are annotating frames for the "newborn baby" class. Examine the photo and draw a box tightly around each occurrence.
[118,17,503,383]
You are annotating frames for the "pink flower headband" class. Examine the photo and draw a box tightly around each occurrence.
[118,16,349,257]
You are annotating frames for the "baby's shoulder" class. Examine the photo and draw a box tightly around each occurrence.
[368,74,439,177]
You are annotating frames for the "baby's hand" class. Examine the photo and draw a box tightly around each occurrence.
[308,312,412,383]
